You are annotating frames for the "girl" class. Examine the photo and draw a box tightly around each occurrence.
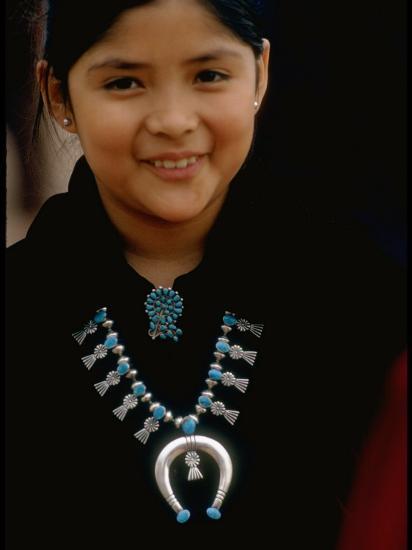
[6,1,405,547]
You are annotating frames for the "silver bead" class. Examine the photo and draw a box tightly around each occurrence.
[126,369,138,379]
[102,320,113,329]
[214,352,225,361]
[141,393,152,403]
[164,411,174,423]
[201,390,214,399]
[206,379,218,389]
[117,356,129,364]
[195,405,207,415]
[149,402,161,412]
[218,337,229,344]
[113,345,124,355]
[188,414,199,425]
[209,363,222,370]
[221,325,232,335]
[174,417,183,428]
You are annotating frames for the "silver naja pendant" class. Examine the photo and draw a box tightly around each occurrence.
[154,436,233,523]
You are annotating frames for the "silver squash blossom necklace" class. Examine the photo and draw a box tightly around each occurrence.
[72,294,263,523]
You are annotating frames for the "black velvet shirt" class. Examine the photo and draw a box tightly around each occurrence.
[5,157,405,548]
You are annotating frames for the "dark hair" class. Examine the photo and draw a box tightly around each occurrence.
[32,0,265,140]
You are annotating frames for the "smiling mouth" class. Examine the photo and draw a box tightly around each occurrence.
[146,156,199,169]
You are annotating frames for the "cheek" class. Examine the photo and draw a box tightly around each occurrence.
[210,105,255,171]
[74,100,137,156]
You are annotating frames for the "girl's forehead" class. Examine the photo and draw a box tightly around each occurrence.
[81,0,250,63]
[98,0,237,47]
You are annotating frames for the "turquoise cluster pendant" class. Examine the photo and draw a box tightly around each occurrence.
[144,287,184,342]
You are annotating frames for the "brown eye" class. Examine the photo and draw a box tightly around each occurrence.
[196,70,228,83]
[105,78,141,90]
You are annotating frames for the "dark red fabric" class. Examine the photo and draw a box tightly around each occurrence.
[337,350,407,550]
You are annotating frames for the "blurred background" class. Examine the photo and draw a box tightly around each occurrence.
[6,0,406,268]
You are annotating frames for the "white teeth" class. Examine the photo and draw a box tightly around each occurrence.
[150,156,199,169]
[176,158,188,168]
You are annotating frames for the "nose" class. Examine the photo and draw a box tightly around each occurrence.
[144,93,199,139]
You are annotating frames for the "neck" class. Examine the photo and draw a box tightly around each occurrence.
[98,193,227,288]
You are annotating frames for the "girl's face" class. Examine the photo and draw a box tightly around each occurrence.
[65,0,270,224]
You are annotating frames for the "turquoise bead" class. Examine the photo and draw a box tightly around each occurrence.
[150,292,157,299]
[167,316,173,323]
[160,333,167,340]
[160,325,167,332]
[209,369,222,381]
[173,336,178,342]
[182,417,197,435]
[176,329,183,336]
[104,335,118,349]
[173,295,180,302]
[153,406,166,420]
[169,324,177,331]
[198,396,212,408]
[156,289,162,295]
[94,310,106,324]
[146,305,154,310]
[133,384,146,397]
[172,314,178,320]
[175,308,183,314]
[176,510,190,523]
[207,507,221,520]
[175,301,183,308]
[163,288,169,295]
[216,341,230,353]
[117,362,129,375]
[223,314,237,326]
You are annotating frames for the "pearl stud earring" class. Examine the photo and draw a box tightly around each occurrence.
[254,101,259,110]
[63,117,72,127]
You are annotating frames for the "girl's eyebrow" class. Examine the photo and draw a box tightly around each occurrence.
[87,48,243,73]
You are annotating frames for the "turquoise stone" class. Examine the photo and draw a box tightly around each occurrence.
[172,314,178,320]
[169,324,176,331]
[133,384,146,397]
[167,316,173,323]
[173,295,181,302]
[94,310,106,324]
[206,507,221,520]
[223,314,237,326]
[148,311,155,318]
[169,290,176,296]
[209,369,222,381]
[150,322,155,330]
[175,301,183,308]
[160,334,167,340]
[216,341,230,353]
[117,362,129,375]
[150,292,157,299]
[198,396,212,408]
[173,336,178,342]
[153,315,159,322]
[146,304,154,310]
[182,417,197,435]
[160,325,167,332]
[156,289,162,295]
[163,288,169,295]
[176,510,190,523]
[176,329,183,336]
[175,308,183,314]
[104,335,118,349]
[153,406,166,420]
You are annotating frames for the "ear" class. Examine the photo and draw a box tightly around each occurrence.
[36,60,77,133]
[255,38,270,112]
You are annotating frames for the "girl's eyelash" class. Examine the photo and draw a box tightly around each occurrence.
[104,77,141,90]
[196,70,229,83]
